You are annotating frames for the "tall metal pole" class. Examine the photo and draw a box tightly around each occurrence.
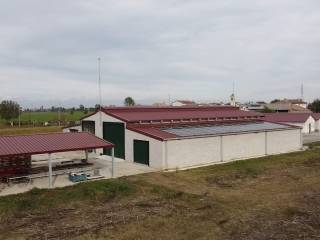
[18,107,21,128]
[98,57,102,127]
[111,147,115,178]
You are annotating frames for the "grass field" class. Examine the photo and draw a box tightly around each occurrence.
[0,111,90,127]
[0,144,320,239]
[0,126,63,136]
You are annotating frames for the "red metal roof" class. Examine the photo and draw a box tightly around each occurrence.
[98,106,263,122]
[127,126,178,141]
[0,132,114,157]
[262,113,312,123]
[312,113,320,120]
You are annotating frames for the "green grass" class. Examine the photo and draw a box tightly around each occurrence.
[0,111,91,127]
[0,179,135,219]
[1,148,320,239]
[306,141,320,149]
[0,126,63,136]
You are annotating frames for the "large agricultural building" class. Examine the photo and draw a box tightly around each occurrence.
[81,106,302,170]
[263,113,319,134]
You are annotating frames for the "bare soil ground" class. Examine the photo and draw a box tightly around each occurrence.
[1,145,320,240]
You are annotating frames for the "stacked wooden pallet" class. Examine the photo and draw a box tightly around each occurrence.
[0,155,31,179]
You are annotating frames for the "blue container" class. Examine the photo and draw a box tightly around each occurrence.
[69,173,87,182]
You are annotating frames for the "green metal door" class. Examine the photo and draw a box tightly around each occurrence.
[133,140,149,165]
[103,122,125,159]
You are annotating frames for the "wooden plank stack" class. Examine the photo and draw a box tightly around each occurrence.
[0,155,31,179]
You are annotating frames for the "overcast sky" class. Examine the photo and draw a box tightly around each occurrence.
[0,0,319,108]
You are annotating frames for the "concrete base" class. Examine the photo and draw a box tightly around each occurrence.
[0,151,156,196]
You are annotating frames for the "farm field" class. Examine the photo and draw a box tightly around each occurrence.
[0,126,63,136]
[0,111,90,127]
[0,143,320,239]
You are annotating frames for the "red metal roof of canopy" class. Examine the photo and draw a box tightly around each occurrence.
[0,132,114,158]
[97,106,263,122]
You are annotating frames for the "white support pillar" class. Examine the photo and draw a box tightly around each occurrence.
[265,131,268,155]
[84,150,89,162]
[111,147,115,178]
[48,153,53,188]
[220,136,224,162]
[300,129,303,149]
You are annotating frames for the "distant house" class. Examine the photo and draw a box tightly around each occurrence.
[152,102,168,107]
[245,103,266,112]
[171,100,196,107]
[263,113,316,134]
[62,124,82,133]
[286,99,308,109]
[265,101,311,113]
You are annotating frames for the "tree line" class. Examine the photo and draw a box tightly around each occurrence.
[0,96,137,123]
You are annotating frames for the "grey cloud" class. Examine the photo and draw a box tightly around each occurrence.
[0,0,319,107]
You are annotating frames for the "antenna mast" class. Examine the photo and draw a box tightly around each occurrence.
[98,57,102,126]
[301,83,304,101]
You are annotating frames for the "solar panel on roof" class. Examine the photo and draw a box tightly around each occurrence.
[162,122,292,137]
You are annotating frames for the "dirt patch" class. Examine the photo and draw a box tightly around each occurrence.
[227,191,320,240]
[3,198,170,239]
[303,157,320,166]
[1,149,320,239]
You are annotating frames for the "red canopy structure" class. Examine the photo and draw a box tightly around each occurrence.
[0,132,115,188]
[0,132,114,157]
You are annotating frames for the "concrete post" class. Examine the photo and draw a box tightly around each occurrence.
[265,131,268,155]
[220,136,224,162]
[48,153,53,188]
[84,150,89,163]
[111,147,115,178]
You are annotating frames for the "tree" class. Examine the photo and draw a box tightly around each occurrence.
[262,106,275,113]
[79,104,85,112]
[0,100,20,121]
[124,97,135,107]
[95,104,101,110]
[270,99,280,104]
[308,99,320,112]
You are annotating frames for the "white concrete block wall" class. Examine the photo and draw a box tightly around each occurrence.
[315,120,320,131]
[125,129,164,169]
[82,112,124,155]
[165,137,221,169]
[222,132,266,162]
[266,129,301,154]
[283,116,316,134]
[62,125,82,133]
[304,116,316,133]
[164,129,301,170]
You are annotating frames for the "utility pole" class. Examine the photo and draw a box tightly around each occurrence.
[18,107,21,128]
[98,57,102,127]
[58,106,61,126]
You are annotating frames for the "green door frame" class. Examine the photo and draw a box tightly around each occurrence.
[133,140,149,166]
[103,122,125,159]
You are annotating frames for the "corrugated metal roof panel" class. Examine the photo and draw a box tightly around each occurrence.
[312,113,320,120]
[0,132,114,157]
[162,122,295,138]
[101,106,263,122]
[263,113,312,123]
